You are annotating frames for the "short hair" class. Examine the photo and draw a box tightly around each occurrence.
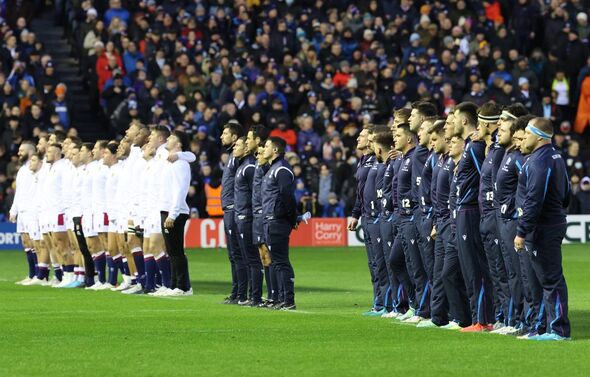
[413,101,438,117]
[455,102,478,126]
[364,124,376,134]
[49,143,62,150]
[478,101,502,118]
[428,119,446,134]
[172,130,190,152]
[21,141,36,153]
[396,123,415,137]
[105,141,119,155]
[96,140,108,149]
[224,121,244,138]
[374,124,390,135]
[81,142,94,152]
[154,125,171,140]
[52,130,66,143]
[373,131,394,148]
[250,125,270,143]
[531,117,553,136]
[68,136,82,144]
[32,151,43,160]
[504,103,528,119]
[268,136,286,156]
[70,141,82,150]
[514,114,535,133]
[394,107,411,121]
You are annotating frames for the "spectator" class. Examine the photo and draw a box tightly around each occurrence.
[570,176,590,214]
[322,192,345,218]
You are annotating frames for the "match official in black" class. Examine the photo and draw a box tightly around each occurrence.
[261,137,298,310]
[514,117,571,341]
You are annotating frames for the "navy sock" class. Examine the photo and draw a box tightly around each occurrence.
[32,252,39,277]
[37,264,49,280]
[64,264,75,273]
[25,250,35,278]
[93,253,106,283]
[107,256,118,285]
[155,255,171,288]
[122,258,130,276]
[144,255,157,290]
[53,265,63,281]
[132,250,146,287]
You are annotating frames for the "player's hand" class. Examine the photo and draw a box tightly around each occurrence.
[164,217,175,229]
[9,214,16,223]
[514,236,525,252]
[348,218,359,231]
[388,149,399,160]
[167,153,179,162]
[470,130,481,141]
[430,226,437,240]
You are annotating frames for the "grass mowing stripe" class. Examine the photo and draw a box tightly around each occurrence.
[0,245,588,377]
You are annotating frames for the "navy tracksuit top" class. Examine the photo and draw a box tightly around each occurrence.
[479,130,505,215]
[455,136,485,209]
[397,147,416,216]
[221,150,239,209]
[234,155,257,219]
[352,154,376,219]
[494,147,525,219]
[261,157,298,227]
[516,144,570,238]
[252,162,270,215]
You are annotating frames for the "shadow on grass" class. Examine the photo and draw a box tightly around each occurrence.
[190,280,360,295]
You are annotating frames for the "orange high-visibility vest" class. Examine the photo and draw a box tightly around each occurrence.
[205,183,223,217]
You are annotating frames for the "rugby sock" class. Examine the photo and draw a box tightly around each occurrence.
[25,249,35,279]
[264,266,272,299]
[155,253,171,288]
[131,248,146,287]
[92,252,106,284]
[121,258,130,276]
[155,269,162,287]
[144,254,157,291]
[32,250,39,277]
[37,263,49,280]
[63,264,75,273]
[53,264,63,281]
[107,254,118,286]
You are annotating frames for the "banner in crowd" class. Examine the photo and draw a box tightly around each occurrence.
[1,215,590,250]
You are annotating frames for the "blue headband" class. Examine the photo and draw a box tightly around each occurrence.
[526,123,552,140]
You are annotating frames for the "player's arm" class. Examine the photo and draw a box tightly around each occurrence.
[9,169,23,221]
[469,141,485,176]
[168,151,197,163]
[276,168,297,228]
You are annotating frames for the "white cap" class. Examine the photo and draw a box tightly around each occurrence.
[87,8,98,17]
[577,12,588,22]
[518,77,529,86]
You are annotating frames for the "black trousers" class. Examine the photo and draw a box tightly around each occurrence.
[361,216,378,308]
[440,218,471,327]
[497,214,525,327]
[160,212,190,291]
[399,214,430,318]
[365,218,388,310]
[528,223,570,336]
[456,207,494,325]
[264,218,295,305]
[480,211,510,324]
[236,217,263,303]
[224,210,247,300]
[389,221,413,312]
[431,218,449,326]
[73,216,94,282]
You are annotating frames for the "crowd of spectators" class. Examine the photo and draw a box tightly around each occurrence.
[3,0,590,220]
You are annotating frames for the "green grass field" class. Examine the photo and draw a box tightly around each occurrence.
[1,245,589,377]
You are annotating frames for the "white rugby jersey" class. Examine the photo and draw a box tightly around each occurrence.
[61,159,76,217]
[70,164,85,217]
[9,161,35,216]
[91,160,109,214]
[105,162,121,218]
[35,160,50,215]
[159,159,191,219]
[45,159,69,214]
[81,160,97,213]
[136,157,152,220]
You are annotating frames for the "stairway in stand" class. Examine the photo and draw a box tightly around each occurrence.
[30,11,108,141]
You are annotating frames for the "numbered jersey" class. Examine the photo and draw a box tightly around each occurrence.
[397,147,416,215]
[479,130,505,215]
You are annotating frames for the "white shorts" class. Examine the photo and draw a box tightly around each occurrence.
[82,212,97,237]
[16,215,26,233]
[144,212,161,237]
[108,219,118,233]
[39,212,51,235]
[24,218,41,241]
[65,213,75,231]
[117,216,128,234]
[49,213,67,233]
[93,211,109,234]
